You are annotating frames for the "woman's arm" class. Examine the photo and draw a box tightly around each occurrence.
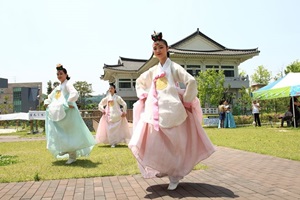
[117,96,127,113]
[135,68,154,100]
[44,87,56,107]
[172,63,198,105]
[98,97,108,113]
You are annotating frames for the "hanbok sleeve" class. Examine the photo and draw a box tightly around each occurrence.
[44,88,56,105]
[135,68,154,100]
[98,97,108,112]
[66,82,79,104]
[172,63,198,105]
[117,96,127,113]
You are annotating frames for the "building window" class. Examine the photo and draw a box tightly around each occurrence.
[13,87,22,112]
[187,65,201,76]
[221,66,235,77]
[206,65,221,73]
[132,79,136,88]
[206,65,219,69]
[118,79,131,88]
[125,100,136,109]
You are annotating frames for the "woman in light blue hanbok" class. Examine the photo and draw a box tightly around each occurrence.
[223,100,236,128]
[44,64,96,164]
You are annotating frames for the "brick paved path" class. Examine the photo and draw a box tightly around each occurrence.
[1,146,300,200]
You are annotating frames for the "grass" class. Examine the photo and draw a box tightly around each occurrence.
[205,126,300,161]
[0,142,205,183]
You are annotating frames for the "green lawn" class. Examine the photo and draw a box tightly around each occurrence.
[205,126,300,161]
[0,142,205,183]
[0,126,299,183]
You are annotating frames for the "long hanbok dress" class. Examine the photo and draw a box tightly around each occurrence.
[95,93,131,146]
[224,105,236,128]
[44,80,96,159]
[129,58,215,181]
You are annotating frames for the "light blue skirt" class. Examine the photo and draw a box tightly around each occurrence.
[224,112,236,128]
[45,107,96,158]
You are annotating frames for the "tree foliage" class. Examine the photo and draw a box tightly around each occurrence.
[233,86,252,115]
[47,80,52,95]
[73,81,93,109]
[251,65,272,85]
[0,96,13,114]
[284,60,300,74]
[196,69,225,107]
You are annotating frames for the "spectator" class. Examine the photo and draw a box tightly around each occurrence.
[290,96,300,127]
[252,100,261,127]
[278,106,293,127]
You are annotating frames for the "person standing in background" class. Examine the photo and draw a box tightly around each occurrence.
[252,100,261,127]
[96,84,131,147]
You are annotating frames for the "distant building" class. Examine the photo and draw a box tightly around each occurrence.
[0,79,42,113]
[101,28,260,109]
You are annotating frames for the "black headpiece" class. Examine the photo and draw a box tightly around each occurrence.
[56,64,64,70]
[151,31,163,42]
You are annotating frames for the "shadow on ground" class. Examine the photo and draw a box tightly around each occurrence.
[145,182,239,199]
[52,159,101,168]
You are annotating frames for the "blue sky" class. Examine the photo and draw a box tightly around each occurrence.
[0,0,299,95]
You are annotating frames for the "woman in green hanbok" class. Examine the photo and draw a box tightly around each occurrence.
[44,64,96,164]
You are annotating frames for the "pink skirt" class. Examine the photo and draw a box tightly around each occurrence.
[129,98,215,178]
[96,116,132,145]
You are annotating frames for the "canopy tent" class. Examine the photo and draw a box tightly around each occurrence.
[252,72,300,127]
[252,73,300,100]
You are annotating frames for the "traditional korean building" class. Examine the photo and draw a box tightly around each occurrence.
[101,28,260,110]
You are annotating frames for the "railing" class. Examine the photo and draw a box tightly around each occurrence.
[202,108,218,115]
[80,108,218,122]
[80,109,133,123]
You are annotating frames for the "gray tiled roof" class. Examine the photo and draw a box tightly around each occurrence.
[169,47,259,56]
[170,28,226,49]
[103,57,147,71]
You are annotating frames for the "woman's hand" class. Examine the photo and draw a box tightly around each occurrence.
[121,112,126,117]
[44,104,48,108]
[102,111,106,115]
[69,105,74,109]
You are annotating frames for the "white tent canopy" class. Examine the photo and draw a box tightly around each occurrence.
[252,73,300,100]
[252,72,300,127]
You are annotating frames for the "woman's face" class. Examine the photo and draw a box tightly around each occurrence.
[153,41,168,61]
[109,86,115,94]
[57,70,67,83]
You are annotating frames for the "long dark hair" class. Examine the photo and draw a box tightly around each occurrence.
[159,39,170,57]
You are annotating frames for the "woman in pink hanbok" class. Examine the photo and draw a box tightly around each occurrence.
[129,32,215,190]
[96,84,131,147]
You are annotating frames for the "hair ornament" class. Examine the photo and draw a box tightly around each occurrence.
[56,63,64,70]
[151,31,163,42]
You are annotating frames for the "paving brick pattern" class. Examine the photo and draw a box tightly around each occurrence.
[1,146,300,199]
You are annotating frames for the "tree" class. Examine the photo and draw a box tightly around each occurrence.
[234,86,252,115]
[250,65,272,85]
[273,71,284,81]
[73,81,93,109]
[196,69,225,107]
[284,60,300,74]
[0,96,13,114]
[53,82,60,88]
[47,80,52,95]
